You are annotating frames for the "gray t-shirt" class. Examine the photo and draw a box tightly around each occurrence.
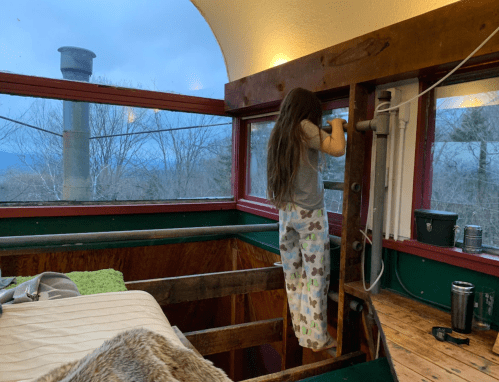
[285,120,328,211]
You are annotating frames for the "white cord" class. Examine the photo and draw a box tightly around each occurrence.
[360,228,385,292]
[375,24,499,114]
[360,228,372,245]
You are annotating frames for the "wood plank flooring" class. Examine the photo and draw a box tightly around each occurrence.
[346,282,499,382]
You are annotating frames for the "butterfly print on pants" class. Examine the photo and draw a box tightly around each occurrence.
[300,210,313,219]
[312,267,324,276]
[308,221,322,231]
[304,254,316,263]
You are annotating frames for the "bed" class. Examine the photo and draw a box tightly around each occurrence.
[0,290,184,382]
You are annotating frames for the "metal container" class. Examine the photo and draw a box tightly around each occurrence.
[463,225,482,254]
[451,281,475,334]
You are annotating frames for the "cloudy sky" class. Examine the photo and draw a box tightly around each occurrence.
[0,1,229,167]
[0,0,228,98]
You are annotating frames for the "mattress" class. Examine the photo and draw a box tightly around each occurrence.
[0,290,185,382]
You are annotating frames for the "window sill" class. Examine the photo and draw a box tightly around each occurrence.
[0,200,236,218]
[236,198,343,236]
[383,238,499,278]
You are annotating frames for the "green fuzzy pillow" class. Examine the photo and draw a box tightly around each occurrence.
[5,269,127,295]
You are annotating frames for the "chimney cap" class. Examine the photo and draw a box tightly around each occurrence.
[58,46,96,58]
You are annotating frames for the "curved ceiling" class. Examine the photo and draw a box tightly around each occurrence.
[191,0,459,82]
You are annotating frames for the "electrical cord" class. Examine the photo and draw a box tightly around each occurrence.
[375,24,499,114]
[360,229,385,292]
[394,252,450,311]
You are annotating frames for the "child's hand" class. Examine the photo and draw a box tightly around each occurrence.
[324,119,347,133]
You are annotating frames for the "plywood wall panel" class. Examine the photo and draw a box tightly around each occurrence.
[0,240,232,280]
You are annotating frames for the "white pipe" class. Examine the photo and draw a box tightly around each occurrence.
[385,89,401,239]
[393,103,410,241]
[368,134,376,230]
[385,108,398,239]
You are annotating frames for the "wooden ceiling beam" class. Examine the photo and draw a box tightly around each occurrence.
[225,0,499,113]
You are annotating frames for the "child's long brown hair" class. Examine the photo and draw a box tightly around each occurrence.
[267,88,323,209]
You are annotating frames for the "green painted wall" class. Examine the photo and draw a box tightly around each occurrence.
[363,248,499,331]
[0,210,239,251]
[2,209,495,330]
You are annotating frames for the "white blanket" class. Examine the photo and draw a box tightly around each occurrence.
[0,291,189,381]
[34,328,232,382]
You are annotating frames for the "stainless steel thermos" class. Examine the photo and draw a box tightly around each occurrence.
[451,281,475,333]
[463,225,482,254]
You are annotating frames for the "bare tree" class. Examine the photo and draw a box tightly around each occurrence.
[150,111,230,199]
[433,103,499,246]
[89,103,151,200]
[7,99,64,201]
[1,77,233,203]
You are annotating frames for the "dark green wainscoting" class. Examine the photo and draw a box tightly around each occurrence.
[2,209,496,330]
[363,248,499,331]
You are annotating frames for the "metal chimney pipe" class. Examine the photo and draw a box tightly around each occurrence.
[58,47,96,201]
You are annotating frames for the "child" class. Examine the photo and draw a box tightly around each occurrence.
[266,88,346,351]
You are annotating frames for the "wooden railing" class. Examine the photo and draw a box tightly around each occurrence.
[126,266,366,381]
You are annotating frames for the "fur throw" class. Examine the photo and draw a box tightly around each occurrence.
[34,328,232,382]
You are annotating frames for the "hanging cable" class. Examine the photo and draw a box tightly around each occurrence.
[90,122,231,140]
[0,115,63,137]
[360,229,385,292]
[0,114,230,140]
[375,24,499,114]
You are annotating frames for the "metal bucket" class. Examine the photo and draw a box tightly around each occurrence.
[463,225,482,254]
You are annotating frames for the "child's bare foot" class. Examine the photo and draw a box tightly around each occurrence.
[312,338,337,352]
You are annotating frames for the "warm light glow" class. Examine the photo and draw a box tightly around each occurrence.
[127,107,136,123]
[270,53,290,67]
[153,108,160,113]
[459,96,484,108]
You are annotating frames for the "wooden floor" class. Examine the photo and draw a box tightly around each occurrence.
[346,281,499,382]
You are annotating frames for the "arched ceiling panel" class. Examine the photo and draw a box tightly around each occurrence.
[191,0,460,81]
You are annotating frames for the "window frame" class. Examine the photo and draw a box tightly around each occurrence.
[404,75,499,278]
[234,98,358,237]
[0,72,236,218]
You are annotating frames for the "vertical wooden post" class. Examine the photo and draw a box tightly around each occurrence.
[361,308,376,361]
[281,292,302,370]
[229,240,246,381]
[337,83,370,356]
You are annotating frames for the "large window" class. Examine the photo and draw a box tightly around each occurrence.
[432,78,499,247]
[246,105,348,213]
[0,95,232,203]
[1,1,227,99]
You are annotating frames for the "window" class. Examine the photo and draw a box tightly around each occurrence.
[432,78,499,247]
[1,1,227,99]
[248,119,275,199]
[246,104,348,214]
[321,107,348,213]
[0,95,232,203]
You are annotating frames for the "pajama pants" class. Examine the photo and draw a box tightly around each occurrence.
[279,203,333,350]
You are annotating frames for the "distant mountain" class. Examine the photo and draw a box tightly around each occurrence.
[0,151,25,171]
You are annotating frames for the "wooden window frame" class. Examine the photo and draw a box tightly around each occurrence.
[401,73,499,278]
[0,72,236,218]
[234,98,369,238]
